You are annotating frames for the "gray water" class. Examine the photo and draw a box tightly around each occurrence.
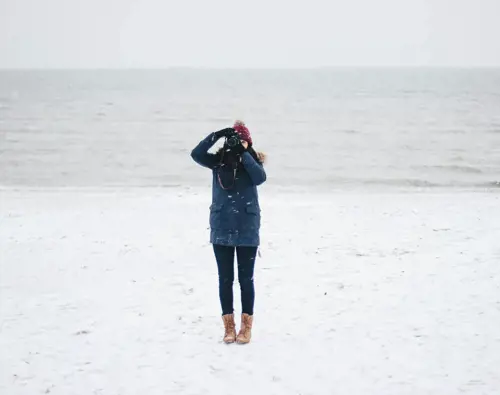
[1,69,500,191]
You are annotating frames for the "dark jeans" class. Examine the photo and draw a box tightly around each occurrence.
[213,244,258,316]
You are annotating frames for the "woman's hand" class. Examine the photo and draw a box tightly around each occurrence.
[214,128,235,139]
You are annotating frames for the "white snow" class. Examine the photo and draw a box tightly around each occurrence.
[1,188,500,395]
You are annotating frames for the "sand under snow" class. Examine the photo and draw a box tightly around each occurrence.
[1,187,500,395]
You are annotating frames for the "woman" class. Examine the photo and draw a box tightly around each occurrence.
[191,121,266,344]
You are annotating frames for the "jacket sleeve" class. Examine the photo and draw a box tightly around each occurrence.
[191,133,220,169]
[241,151,267,186]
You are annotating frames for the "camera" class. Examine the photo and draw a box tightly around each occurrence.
[226,133,240,148]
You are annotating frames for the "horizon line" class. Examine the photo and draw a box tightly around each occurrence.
[1,65,500,71]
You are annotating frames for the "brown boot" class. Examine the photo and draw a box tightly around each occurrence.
[222,314,236,344]
[236,313,253,344]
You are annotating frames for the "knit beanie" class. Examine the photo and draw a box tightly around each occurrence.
[233,120,252,146]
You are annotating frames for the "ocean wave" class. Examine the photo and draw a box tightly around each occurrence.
[478,181,500,188]
[442,129,466,135]
[340,129,361,134]
[359,178,441,187]
[412,165,483,174]
[443,165,483,174]
[323,176,500,189]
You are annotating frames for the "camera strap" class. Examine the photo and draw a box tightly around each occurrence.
[217,147,238,190]
[217,167,237,190]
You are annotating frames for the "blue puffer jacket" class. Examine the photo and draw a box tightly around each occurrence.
[191,132,267,247]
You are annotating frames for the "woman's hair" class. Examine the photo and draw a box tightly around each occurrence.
[216,146,266,165]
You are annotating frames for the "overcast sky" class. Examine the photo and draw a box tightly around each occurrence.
[0,0,499,68]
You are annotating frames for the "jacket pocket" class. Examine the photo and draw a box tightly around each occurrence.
[245,205,260,215]
[243,205,261,229]
[209,204,223,229]
[210,204,223,212]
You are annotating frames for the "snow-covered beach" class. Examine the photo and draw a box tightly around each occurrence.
[1,187,499,395]
[2,67,500,394]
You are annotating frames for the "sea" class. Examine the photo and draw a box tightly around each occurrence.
[1,68,499,191]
